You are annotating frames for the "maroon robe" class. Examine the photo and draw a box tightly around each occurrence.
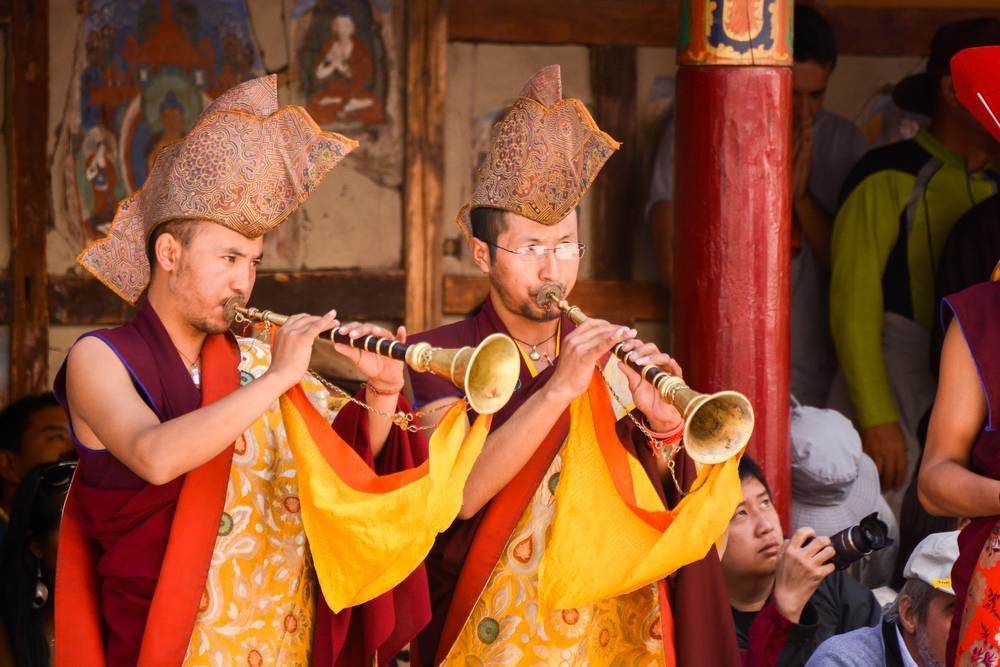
[54,300,429,666]
[942,281,1000,664]
[408,296,741,666]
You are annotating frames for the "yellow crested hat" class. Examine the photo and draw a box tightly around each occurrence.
[78,75,358,303]
[456,65,620,241]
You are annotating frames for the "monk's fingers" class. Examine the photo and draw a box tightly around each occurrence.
[342,322,392,340]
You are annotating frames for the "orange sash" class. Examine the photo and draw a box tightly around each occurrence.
[56,334,240,667]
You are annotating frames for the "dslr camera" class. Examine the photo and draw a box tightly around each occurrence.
[823,512,893,570]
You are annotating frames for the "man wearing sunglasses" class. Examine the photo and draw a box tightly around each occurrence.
[408,65,743,665]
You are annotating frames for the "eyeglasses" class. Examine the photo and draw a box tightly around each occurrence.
[487,242,586,261]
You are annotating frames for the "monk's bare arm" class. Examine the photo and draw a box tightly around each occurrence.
[67,337,291,485]
[456,381,575,519]
[66,312,335,485]
[456,319,634,519]
[919,320,996,517]
[414,393,564,520]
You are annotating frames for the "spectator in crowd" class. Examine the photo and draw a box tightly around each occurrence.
[0,394,73,544]
[789,401,899,590]
[646,4,866,407]
[0,460,77,666]
[806,530,959,667]
[931,193,1000,374]
[828,18,1000,508]
[723,456,881,666]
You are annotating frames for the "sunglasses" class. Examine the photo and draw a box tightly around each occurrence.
[38,460,77,489]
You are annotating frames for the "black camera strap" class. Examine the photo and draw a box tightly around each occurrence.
[880,619,906,667]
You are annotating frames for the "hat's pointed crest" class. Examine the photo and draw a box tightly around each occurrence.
[518,64,563,107]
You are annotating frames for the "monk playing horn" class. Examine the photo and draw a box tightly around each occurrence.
[55,75,429,666]
[408,65,746,665]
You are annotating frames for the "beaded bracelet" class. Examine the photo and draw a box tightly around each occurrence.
[363,382,404,397]
[644,419,684,445]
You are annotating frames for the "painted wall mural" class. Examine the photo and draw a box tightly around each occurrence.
[286,0,403,187]
[53,0,264,248]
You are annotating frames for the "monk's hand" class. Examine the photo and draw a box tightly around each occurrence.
[616,340,683,433]
[268,310,339,390]
[862,421,908,491]
[548,319,636,405]
[335,322,406,397]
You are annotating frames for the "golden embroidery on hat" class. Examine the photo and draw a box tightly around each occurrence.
[79,75,358,303]
[457,65,620,241]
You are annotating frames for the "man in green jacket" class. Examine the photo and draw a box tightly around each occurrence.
[829,19,1000,506]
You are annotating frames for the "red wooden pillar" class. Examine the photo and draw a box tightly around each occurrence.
[672,0,794,524]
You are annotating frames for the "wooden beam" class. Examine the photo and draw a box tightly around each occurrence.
[8,0,49,397]
[0,271,407,326]
[448,0,989,56]
[247,270,406,323]
[403,0,447,332]
[589,45,637,280]
[443,274,669,323]
[821,6,996,57]
[448,0,675,47]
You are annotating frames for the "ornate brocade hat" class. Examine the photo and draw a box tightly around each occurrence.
[79,75,358,303]
[456,65,620,241]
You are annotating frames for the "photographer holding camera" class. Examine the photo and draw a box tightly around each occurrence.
[723,457,882,666]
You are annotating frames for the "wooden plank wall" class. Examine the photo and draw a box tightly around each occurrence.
[589,45,638,281]
[7,0,49,398]
[443,275,669,325]
[404,0,447,333]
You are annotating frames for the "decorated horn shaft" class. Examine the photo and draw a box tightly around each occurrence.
[223,297,521,415]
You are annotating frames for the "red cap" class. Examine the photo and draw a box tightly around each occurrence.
[951,45,1000,142]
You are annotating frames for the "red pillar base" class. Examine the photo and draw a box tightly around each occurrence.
[673,65,792,525]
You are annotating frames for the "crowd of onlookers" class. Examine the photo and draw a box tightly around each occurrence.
[645,5,999,666]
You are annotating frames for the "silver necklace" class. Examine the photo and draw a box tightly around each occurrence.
[510,330,557,362]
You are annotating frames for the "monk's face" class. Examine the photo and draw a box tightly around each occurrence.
[167,222,263,334]
[477,210,580,323]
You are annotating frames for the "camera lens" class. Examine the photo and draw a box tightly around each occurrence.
[826,513,893,570]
